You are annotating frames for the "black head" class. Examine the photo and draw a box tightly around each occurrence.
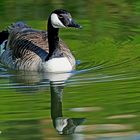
[50,9,81,29]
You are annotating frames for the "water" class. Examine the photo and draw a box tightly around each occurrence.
[0,0,140,139]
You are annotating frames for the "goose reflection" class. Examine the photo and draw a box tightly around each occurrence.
[9,70,85,135]
[50,80,85,135]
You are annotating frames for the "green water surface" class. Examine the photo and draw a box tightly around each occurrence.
[0,0,140,140]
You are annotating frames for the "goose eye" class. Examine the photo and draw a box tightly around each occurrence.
[58,15,64,19]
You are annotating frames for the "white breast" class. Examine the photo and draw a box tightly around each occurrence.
[42,57,73,73]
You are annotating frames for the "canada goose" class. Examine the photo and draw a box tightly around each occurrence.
[0,9,81,72]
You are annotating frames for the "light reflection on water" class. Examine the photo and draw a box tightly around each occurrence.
[0,0,140,139]
[0,63,140,139]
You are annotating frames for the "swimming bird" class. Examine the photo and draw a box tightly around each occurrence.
[0,9,81,72]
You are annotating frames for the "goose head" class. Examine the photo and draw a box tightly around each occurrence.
[49,9,81,29]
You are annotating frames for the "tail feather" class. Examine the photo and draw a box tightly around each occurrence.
[7,21,31,32]
[0,30,9,55]
[0,30,9,45]
[0,21,31,55]
[0,21,30,45]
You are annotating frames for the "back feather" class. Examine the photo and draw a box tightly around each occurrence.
[7,22,49,61]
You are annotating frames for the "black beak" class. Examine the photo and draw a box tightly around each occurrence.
[67,19,82,29]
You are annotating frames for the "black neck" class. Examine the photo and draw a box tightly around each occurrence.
[45,16,59,61]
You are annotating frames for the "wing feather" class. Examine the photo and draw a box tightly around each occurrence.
[7,27,49,62]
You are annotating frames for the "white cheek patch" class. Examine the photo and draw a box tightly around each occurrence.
[55,118,68,133]
[51,13,65,28]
